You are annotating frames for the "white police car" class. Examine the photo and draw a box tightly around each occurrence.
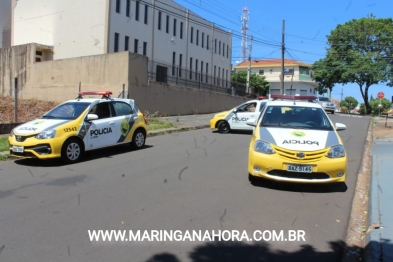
[8,91,147,163]
[210,97,269,133]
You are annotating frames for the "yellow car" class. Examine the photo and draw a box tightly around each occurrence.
[8,91,147,163]
[210,99,269,133]
[247,95,347,184]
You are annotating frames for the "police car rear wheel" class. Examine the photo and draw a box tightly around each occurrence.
[131,129,146,149]
[218,121,230,133]
[61,139,83,163]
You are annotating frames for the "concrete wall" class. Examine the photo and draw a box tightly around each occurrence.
[129,81,247,116]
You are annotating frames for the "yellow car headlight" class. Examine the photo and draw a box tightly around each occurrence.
[254,140,275,154]
[326,145,345,158]
[36,129,57,139]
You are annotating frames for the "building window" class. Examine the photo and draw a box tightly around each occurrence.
[226,45,229,58]
[158,12,161,30]
[207,35,209,50]
[135,1,139,21]
[114,32,119,52]
[214,39,217,53]
[179,54,183,77]
[172,52,176,76]
[134,39,138,53]
[190,27,193,43]
[166,15,169,33]
[125,36,129,51]
[202,33,204,48]
[126,0,130,17]
[143,42,147,56]
[218,67,220,85]
[189,57,193,80]
[173,19,177,37]
[206,63,209,83]
[201,61,204,81]
[196,30,199,46]
[226,70,228,87]
[195,59,198,80]
[214,66,216,84]
[222,68,224,86]
[116,0,120,13]
[219,41,221,55]
[180,22,183,39]
[259,70,264,75]
[222,43,225,57]
[144,5,148,24]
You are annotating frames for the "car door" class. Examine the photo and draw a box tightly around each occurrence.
[111,101,137,143]
[231,102,258,130]
[85,102,118,149]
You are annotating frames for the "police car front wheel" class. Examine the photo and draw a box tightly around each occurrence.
[218,121,230,134]
[131,129,146,149]
[61,138,83,163]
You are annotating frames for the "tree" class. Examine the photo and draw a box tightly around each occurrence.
[311,15,393,114]
[340,96,358,112]
[370,98,391,115]
[231,71,270,95]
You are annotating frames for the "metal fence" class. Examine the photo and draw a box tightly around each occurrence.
[147,60,249,97]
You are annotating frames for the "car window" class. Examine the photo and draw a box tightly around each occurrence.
[318,97,331,102]
[113,101,133,116]
[237,102,257,112]
[261,105,333,130]
[89,102,111,119]
[259,102,267,112]
[41,102,90,120]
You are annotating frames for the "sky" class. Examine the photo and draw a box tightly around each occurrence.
[174,0,393,104]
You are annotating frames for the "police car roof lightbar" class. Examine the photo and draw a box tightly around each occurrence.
[258,96,268,100]
[271,94,316,101]
[77,91,113,99]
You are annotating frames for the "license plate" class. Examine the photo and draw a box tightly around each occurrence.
[287,164,312,173]
[12,146,24,153]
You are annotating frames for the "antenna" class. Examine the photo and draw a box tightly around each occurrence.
[241,7,249,62]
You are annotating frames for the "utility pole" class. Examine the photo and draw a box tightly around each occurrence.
[280,20,285,95]
[246,35,253,94]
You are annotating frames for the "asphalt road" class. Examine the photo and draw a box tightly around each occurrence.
[0,114,369,262]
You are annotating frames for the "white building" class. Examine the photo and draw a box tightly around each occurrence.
[7,0,232,86]
[233,59,318,96]
[0,0,11,48]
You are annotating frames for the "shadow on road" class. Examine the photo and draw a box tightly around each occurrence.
[12,144,154,167]
[250,178,347,193]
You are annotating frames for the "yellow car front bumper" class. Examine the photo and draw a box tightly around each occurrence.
[248,148,347,184]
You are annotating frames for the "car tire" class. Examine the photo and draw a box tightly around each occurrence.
[61,138,83,164]
[131,128,146,150]
[218,121,230,134]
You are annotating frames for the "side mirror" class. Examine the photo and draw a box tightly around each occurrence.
[232,108,237,113]
[86,114,98,121]
[335,123,346,131]
[246,119,257,127]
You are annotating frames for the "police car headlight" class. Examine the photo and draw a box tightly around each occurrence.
[326,145,345,158]
[36,129,57,139]
[254,140,275,154]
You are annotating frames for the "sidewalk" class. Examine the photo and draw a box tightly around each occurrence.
[365,116,393,261]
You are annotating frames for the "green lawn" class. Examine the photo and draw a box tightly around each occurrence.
[0,136,9,152]
[146,119,175,131]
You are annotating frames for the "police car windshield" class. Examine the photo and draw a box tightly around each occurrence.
[41,102,90,120]
[261,106,333,131]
